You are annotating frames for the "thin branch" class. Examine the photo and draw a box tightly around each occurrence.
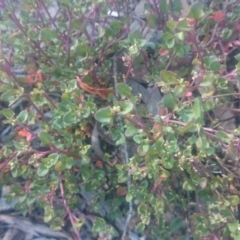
[59,174,82,240]
[0,152,17,172]
[167,119,227,144]
[66,6,73,66]
[191,25,204,70]
[8,12,54,66]
[113,54,133,240]
[39,0,64,39]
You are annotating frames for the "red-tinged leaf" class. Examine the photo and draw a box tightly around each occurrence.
[187,18,195,26]
[117,187,127,196]
[18,130,32,142]
[211,41,218,50]
[233,40,240,46]
[185,92,192,97]
[151,123,162,139]
[77,76,114,100]
[159,48,169,56]
[25,70,43,83]
[95,160,103,168]
[158,107,168,116]
[236,25,240,32]
[209,11,226,22]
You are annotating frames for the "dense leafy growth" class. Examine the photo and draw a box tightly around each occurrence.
[0,0,240,239]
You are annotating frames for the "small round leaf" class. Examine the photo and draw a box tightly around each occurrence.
[95,107,112,123]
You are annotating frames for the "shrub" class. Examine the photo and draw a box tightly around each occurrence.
[0,0,240,239]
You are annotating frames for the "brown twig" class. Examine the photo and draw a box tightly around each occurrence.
[59,174,82,240]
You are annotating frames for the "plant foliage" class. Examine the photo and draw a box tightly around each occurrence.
[0,0,240,239]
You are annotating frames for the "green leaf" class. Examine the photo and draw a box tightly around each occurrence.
[44,206,54,222]
[2,109,14,119]
[133,134,142,144]
[175,32,184,41]
[204,56,221,72]
[137,145,147,157]
[138,203,148,215]
[98,26,105,38]
[166,20,176,31]
[93,170,105,181]
[37,163,49,177]
[163,94,177,109]
[176,19,190,31]
[14,141,24,150]
[163,32,175,49]
[227,195,239,206]
[48,153,59,165]
[115,132,125,145]
[39,132,53,144]
[196,136,208,149]
[147,14,158,28]
[200,75,214,87]
[192,97,203,119]
[27,29,38,40]
[235,53,240,62]
[52,118,64,130]
[18,195,27,203]
[67,79,77,91]
[140,180,149,189]
[1,91,14,102]
[183,180,195,191]
[160,0,169,13]
[142,144,149,153]
[117,169,128,183]
[92,217,106,232]
[205,147,215,156]
[41,28,58,41]
[27,197,36,206]
[234,233,240,240]
[11,167,18,178]
[136,222,145,233]
[125,124,138,137]
[54,160,65,172]
[199,177,207,189]
[126,192,133,202]
[116,83,132,98]
[119,101,134,115]
[172,0,183,11]
[170,217,185,232]
[216,131,231,141]
[163,157,174,169]
[129,45,139,55]
[63,110,76,124]
[160,70,179,83]
[17,110,28,122]
[228,221,238,233]
[95,107,112,123]
[187,2,204,20]
[179,121,195,135]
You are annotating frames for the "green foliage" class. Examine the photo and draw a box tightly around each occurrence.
[188,2,204,20]
[0,0,240,239]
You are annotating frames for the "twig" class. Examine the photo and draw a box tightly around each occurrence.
[167,119,227,144]
[191,25,204,70]
[59,174,82,240]
[66,6,73,66]
[39,0,63,39]
[205,22,219,47]
[113,54,133,240]
[8,12,54,66]
[0,152,17,172]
